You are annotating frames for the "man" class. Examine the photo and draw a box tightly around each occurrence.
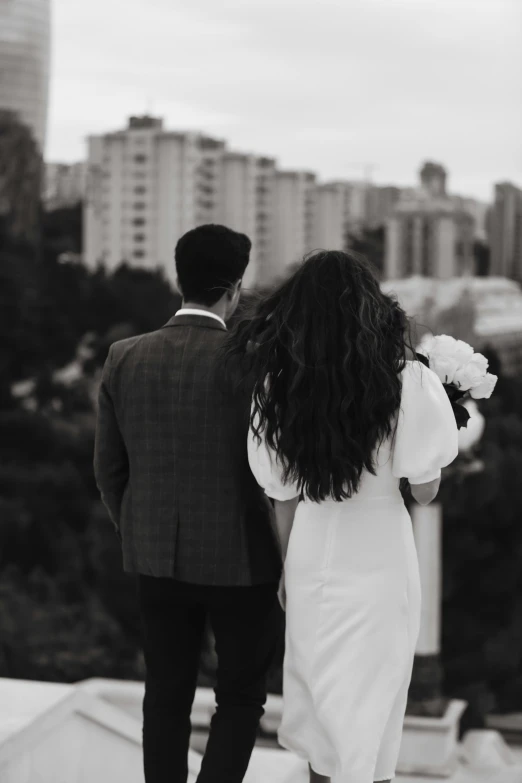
[94,224,282,783]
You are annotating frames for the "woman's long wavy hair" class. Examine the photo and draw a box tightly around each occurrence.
[223,250,414,502]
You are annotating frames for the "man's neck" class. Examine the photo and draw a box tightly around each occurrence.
[181,301,227,321]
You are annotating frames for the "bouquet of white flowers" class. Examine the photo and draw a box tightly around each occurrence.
[416,334,498,429]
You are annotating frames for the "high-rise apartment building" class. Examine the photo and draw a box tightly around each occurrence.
[218,153,277,288]
[219,152,257,241]
[254,157,278,286]
[366,186,402,230]
[325,180,380,243]
[0,0,51,151]
[272,171,317,274]
[341,181,371,235]
[311,183,345,252]
[84,117,225,283]
[85,117,285,287]
[452,196,489,242]
[384,163,475,280]
[489,182,522,281]
[44,162,87,210]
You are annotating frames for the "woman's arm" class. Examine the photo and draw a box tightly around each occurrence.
[410,476,441,506]
[273,496,299,562]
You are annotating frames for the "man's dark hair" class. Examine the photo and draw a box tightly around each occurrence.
[175,224,251,306]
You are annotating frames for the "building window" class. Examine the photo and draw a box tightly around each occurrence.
[132,218,145,226]
[134,202,146,210]
[195,166,214,181]
[134,186,146,194]
[134,234,145,242]
[133,250,145,259]
[134,154,147,163]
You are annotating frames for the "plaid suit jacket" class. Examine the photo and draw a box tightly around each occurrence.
[94,312,281,586]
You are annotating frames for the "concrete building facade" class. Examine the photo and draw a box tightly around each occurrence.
[489,182,522,282]
[0,0,51,151]
[218,153,277,289]
[86,117,289,287]
[84,117,225,283]
[272,170,317,275]
[384,163,475,280]
[366,186,402,230]
[311,183,345,252]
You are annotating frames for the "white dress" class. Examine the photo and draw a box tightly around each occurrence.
[247,361,459,783]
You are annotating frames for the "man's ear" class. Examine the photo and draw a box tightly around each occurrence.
[229,279,242,299]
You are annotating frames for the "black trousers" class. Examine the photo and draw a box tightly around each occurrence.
[138,575,282,783]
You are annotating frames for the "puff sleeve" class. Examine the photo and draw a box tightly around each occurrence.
[247,412,300,501]
[392,361,459,485]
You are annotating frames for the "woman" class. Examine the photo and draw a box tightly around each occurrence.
[224,250,459,783]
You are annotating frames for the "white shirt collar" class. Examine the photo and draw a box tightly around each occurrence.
[175,308,226,329]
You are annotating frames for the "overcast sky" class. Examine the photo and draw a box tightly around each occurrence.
[47,0,522,201]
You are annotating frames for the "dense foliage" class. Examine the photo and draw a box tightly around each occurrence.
[440,371,522,720]
[0,205,182,683]
[0,110,42,247]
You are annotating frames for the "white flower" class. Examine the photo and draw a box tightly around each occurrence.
[429,354,460,384]
[453,353,489,391]
[470,373,498,400]
[419,335,459,383]
[430,334,459,357]
[418,335,474,364]
[431,339,474,384]
[452,340,474,365]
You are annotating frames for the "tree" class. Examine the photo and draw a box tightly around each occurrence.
[0,110,42,248]
[345,226,385,277]
[42,203,83,259]
[473,240,490,277]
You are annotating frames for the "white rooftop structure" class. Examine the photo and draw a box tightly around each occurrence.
[2,678,522,783]
[382,276,522,374]
[382,276,522,324]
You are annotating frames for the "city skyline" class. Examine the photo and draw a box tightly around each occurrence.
[46,0,522,202]
[84,116,508,290]
[84,118,339,288]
